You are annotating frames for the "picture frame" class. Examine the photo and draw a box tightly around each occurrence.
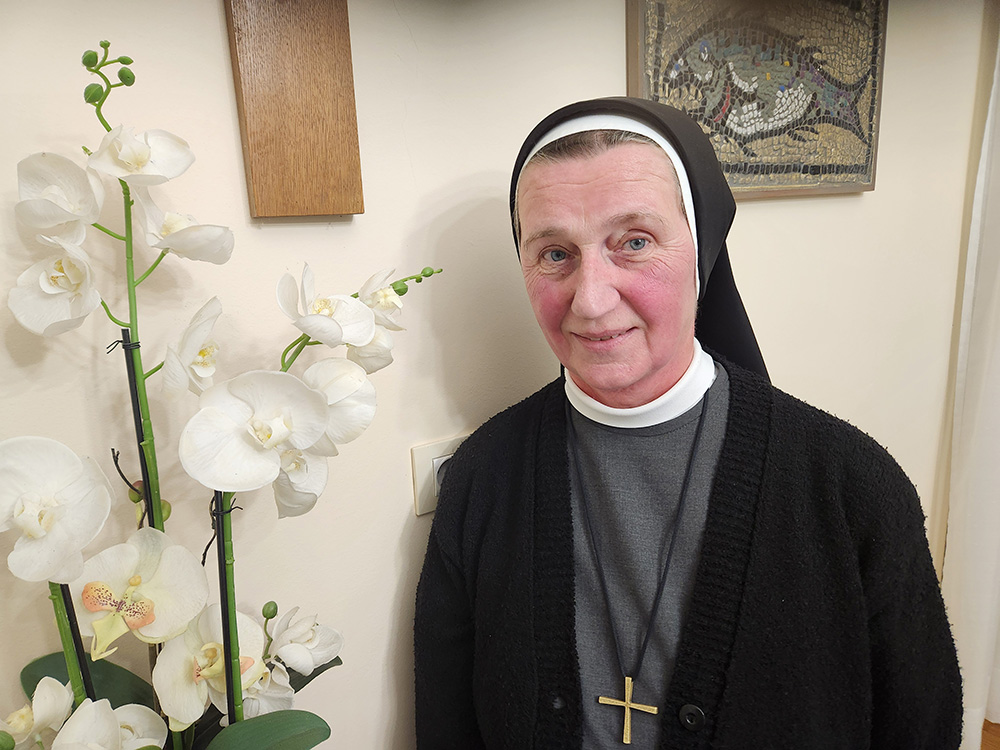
[626,0,889,198]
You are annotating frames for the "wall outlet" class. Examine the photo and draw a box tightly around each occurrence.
[411,435,468,516]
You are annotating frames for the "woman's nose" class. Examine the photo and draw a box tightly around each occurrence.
[570,253,620,319]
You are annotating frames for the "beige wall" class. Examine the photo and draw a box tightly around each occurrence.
[0,1,990,746]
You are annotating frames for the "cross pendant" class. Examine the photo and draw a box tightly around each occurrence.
[598,675,659,744]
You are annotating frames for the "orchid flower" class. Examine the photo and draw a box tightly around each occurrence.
[7,238,101,337]
[15,152,104,246]
[357,269,404,331]
[151,605,268,732]
[70,527,209,660]
[50,698,166,750]
[347,325,394,374]
[0,676,73,749]
[88,125,194,186]
[162,297,222,399]
[179,370,328,492]
[232,662,294,725]
[272,449,329,518]
[132,187,234,264]
[0,437,112,583]
[301,358,377,454]
[277,264,376,348]
[270,607,344,677]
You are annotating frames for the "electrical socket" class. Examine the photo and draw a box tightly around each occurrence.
[411,435,468,516]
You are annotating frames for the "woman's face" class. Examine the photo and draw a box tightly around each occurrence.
[517,142,697,409]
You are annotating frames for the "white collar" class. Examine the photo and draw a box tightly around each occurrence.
[564,339,716,428]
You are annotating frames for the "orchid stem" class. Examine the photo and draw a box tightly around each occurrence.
[215,490,244,724]
[48,582,95,707]
[135,250,168,286]
[101,300,129,328]
[93,223,126,241]
[144,361,163,379]
[280,334,310,372]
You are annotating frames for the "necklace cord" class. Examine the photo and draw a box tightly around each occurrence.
[567,389,711,684]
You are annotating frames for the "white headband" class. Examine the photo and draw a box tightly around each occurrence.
[521,113,700,294]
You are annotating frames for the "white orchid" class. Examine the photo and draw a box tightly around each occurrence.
[0,676,73,749]
[151,605,268,732]
[71,527,209,660]
[88,125,194,186]
[271,607,344,677]
[347,325,394,374]
[0,437,112,583]
[272,449,329,518]
[235,661,294,724]
[132,187,234,264]
[15,152,104,246]
[50,698,166,750]
[8,238,102,337]
[179,370,328,492]
[357,269,404,331]
[162,297,223,399]
[277,264,375,349]
[301,358,377,454]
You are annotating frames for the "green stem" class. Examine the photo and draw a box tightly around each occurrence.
[280,334,310,372]
[93,223,126,241]
[120,180,165,532]
[216,491,244,723]
[101,300,129,328]
[135,250,168,286]
[90,67,114,132]
[48,583,88,707]
[144,361,163,379]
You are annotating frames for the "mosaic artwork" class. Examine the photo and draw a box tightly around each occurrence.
[627,0,888,195]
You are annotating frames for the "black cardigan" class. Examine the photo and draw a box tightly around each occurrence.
[414,361,962,749]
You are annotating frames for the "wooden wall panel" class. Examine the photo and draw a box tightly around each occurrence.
[224,0,364,217]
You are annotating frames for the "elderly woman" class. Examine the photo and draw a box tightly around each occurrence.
[414,98,961,749]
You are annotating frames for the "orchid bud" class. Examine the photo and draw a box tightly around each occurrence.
[391,280,409,296]
[118,67,135,86]
[118,55,134,64]
[262,600,279,620]
[160,499,172,522]
[82,49,99,67]
[84,83,104,104]
[100,40,111,48]
[128,481,145,504]
[0,730,15,750]
[421,267,436,277]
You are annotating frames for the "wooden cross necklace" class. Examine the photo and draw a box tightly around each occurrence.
[566,390,710,745]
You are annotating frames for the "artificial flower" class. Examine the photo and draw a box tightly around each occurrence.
[7,238,101,336]
[276,264,376,348]
[88,125,194,186]
[179,370,328,492]
[72,527,209,660]
[0,676,72,749]
[357,269,404,331]
[233,661,294,724]
[15,153,104,246]
[151,605,267,732]
[347,325,394,374]
[272,448,329,518]
[301,358,377,454]
[132,187,234,264]
[162,297,222,399]
[50,698,166,750]
[0,436,112,583]
[270,607,344,677]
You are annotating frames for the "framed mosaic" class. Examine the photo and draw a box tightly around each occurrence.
[626,0,888,197]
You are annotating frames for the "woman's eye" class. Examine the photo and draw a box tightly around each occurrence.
[544,248,569,263]
[626,238,648,251]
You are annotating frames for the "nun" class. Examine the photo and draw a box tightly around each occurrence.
[414,98,961,749]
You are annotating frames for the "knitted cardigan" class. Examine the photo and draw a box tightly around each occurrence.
[413,362,962,749]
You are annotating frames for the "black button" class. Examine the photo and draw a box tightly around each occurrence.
[678,704,705,731]
[552,694,566,710]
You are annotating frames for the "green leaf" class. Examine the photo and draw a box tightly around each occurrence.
[286,656,342,693]
[20,652,154,709]
[205,710,330,750]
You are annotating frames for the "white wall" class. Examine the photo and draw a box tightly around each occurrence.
[0,1,989,747]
